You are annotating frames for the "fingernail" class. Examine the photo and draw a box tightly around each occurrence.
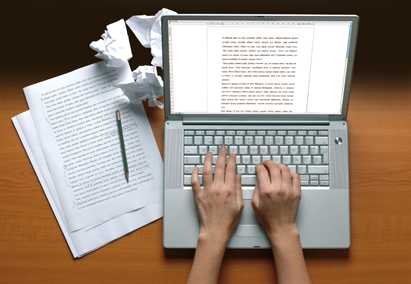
[206,152,212,156]
[230,153,235,156]
[220,145,226,151]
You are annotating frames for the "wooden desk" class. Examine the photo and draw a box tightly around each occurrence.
[1,1,411,283]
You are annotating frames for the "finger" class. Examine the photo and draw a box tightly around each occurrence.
[191,167,202,196]
[291,172,302,198]
[225,153,236,187]
[235,174,244,208]
[278,164,292,189]
[251,182,260,210]
[203,152,214,186]
[263,159,282,187]
[214,145,227,183]
[255,164,270,194]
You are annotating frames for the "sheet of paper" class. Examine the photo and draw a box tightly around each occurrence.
[12,111,163,258]
[126,8,177,67]
[90,19,132,68]
[114,65,164,109]
[24,62,163,232]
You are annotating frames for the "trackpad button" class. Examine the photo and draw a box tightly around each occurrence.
[236,225,266,237]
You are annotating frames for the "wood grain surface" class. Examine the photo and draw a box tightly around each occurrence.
[1,1,411,283]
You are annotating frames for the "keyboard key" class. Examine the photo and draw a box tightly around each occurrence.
[252,156,261,164]
[313,156,322,164]
[196,165,204,174]
[226,131,235,135]
[247,131,256,135]
[310,180,319,186]
[204,136,213,145]
[301,181,309,186]
[239,146,248,154]
[184,131,194,135]
[315,137,329,145]
[288,165,297,173]
[199,146,208,154]
[209,146,218,154]
[272,156,281,164]
[285,136,294,145]
[242,156,251,164]
[216,131,225,135]
[275,136,284,145]
[255,136,264,145]
[320,181,330,186]
[262,155,271,162]
[303,156,312,164]
[269,146,279,154]
[298,131,307,135]
[224,136,233,145]
[265,136,274,145]
[300,175,309,181]
[295,136,304,145]
[234,136,243,145]
[237,165,246,174]
[308,165,329,174]
[206,130,215,135]
[245,136,254,145]
[229,146,238,154]
[305,136,314,145]
[280,146,288,154]
[214,136,223,145]
[308,131,317,135]
[310,146,319,154]
[320,175,329,180]
[184,136,193,145]
[288,131,297,135]
[278,131,286,135]
[196,131,205,135]
[292,155,302,164]
[300,146,309,154]
[237,131,246,135]
[185,156,200,164]
[290,146,299,155]
[297,165,307,174]
[249,146,258,154]
[257,131,266,135]
[310,175,319,180]
[319,131,329,135]
[184,146,198,154]
[320,146,329,164]
[282,156,291,164]
[184,175,203,186]
[241,175,258,185]
[194,136,203,145]
[259,146,268,154]
[247,165,256,174]
[184,165,195,174]
[267,131,276,135]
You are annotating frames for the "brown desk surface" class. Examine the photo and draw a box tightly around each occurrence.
[1,1,411,283]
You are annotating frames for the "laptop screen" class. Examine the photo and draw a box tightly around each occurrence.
[166,17,354,116]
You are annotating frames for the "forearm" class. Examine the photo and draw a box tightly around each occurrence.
[270,228,312,284]
[187,233,228,284]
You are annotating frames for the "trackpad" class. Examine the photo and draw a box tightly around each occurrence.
[236,225,266,237]
[236,200,266,237]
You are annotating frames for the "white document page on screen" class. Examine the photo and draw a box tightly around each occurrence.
[207,27,314,114]
[24,62,163,232]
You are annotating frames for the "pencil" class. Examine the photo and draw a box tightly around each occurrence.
[116,110,129,182]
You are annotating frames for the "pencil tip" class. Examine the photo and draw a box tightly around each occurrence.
[126,173,129,182]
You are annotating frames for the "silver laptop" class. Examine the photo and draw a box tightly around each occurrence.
[162,14,359,249]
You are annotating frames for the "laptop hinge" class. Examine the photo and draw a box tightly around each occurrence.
[182,119,330,125]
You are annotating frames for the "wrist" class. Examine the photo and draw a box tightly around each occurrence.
[267,224,300,246]
[198,229,231,249]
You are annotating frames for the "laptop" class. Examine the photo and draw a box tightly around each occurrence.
[162,14,359,249]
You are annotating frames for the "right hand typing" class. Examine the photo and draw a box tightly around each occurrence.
[251,160,301,239]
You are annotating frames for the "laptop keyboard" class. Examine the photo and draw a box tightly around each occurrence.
[183,130,330,188]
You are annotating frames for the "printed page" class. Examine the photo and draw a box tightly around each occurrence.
[207,26,314,113]
[12,111,163,258]
[24,62,163,232]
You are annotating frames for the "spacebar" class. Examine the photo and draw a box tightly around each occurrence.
[241,175,258,185]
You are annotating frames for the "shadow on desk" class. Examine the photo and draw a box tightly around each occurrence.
[164,248,349,259]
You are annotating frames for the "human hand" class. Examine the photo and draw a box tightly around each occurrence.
[251,160,301,239]
[191,145,244,244]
